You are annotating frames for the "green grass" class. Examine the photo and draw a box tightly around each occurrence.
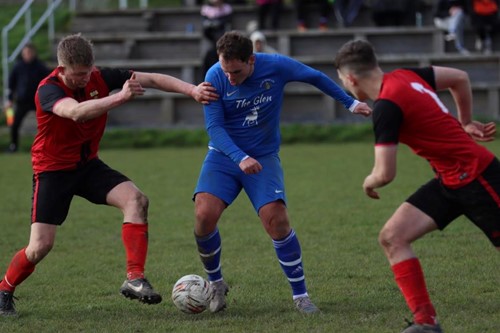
[0,143,499,332]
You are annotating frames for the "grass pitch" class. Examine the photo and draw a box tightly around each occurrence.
[0,143,498,333]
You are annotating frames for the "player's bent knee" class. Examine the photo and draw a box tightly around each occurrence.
[194,195,224,221]
[26,242,53,263]
[128,191,149,211]
[261,214,290,239]
[378,226,399,250]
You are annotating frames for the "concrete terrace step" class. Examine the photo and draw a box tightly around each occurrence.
[92,53,500,85]
[67,26,450,71]
[103,80,500,129]
[76,26,448,57]
[71,26,500,65]
[70,2,438,34]
[60,1,500,128]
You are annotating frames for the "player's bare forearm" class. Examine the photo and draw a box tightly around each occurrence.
[135,72,218,104]
[53,89,131,122]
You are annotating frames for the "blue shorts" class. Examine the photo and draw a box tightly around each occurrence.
[194,149,286,213]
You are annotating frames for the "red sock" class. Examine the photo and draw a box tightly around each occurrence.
[0,248,36,293]
[392,258,437,325]
[122,223,148,280]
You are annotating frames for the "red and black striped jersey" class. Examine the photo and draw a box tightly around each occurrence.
[373,67,494,188]
[32,67,131,172]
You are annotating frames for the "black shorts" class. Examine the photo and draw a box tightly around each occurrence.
[406,158,500,247]
[32,159,130,225]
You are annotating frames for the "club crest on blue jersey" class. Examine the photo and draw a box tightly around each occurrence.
[260,79,275,90]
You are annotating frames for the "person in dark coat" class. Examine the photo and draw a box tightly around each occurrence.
[4,43,50,152]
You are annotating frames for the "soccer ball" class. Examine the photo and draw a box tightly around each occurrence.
[171,274,211,314]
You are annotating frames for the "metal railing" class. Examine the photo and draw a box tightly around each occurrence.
[1,0,150,104]
[1,0,65,104]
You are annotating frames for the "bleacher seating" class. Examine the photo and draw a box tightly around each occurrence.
[60,3,500,128]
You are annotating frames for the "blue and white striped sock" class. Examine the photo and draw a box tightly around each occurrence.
[195,228,223,282]
[273,229,307,298]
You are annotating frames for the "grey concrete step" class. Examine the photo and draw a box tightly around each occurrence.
[70,2,437,34]
[104,81,500,129]
[93,53,500,85]
[60,1,500,128]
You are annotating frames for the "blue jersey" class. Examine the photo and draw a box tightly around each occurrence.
[204,53,355,164]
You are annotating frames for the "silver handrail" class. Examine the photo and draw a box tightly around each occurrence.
[1,0,150,104]
[1,0,63,104]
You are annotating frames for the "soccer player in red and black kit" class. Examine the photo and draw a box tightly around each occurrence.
[0,34,218,316]
[334,39,499,333]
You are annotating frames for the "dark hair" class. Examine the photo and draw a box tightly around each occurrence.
[23,42,37,52]
[334,40,378,76]
[57,33,94,67]
[216,31,253,63]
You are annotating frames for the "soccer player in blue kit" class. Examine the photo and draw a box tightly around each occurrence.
[193,31,372,314]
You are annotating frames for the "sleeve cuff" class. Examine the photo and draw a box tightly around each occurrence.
[348,100,360,113]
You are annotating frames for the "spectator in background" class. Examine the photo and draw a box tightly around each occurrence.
[333,0,364,27]
[256,0,282,30]
[470,0,499,54]
[4,43,50,153]
[250,30,279,53]
[295,0,331,31]
[201,0,233,77]
[434,0,470,55]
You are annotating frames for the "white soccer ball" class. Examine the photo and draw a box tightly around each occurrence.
[171,274,211,314]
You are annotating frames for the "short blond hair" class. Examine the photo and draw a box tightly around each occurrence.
[57,33,94,67]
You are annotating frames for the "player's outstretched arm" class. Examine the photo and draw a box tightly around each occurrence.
[134,71,218,104]
[52,73,144,122]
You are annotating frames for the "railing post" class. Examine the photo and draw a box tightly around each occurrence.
[24,8,32,34]
[1,0,64,104]
[48,0,55,42]
[2,30,8,105]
